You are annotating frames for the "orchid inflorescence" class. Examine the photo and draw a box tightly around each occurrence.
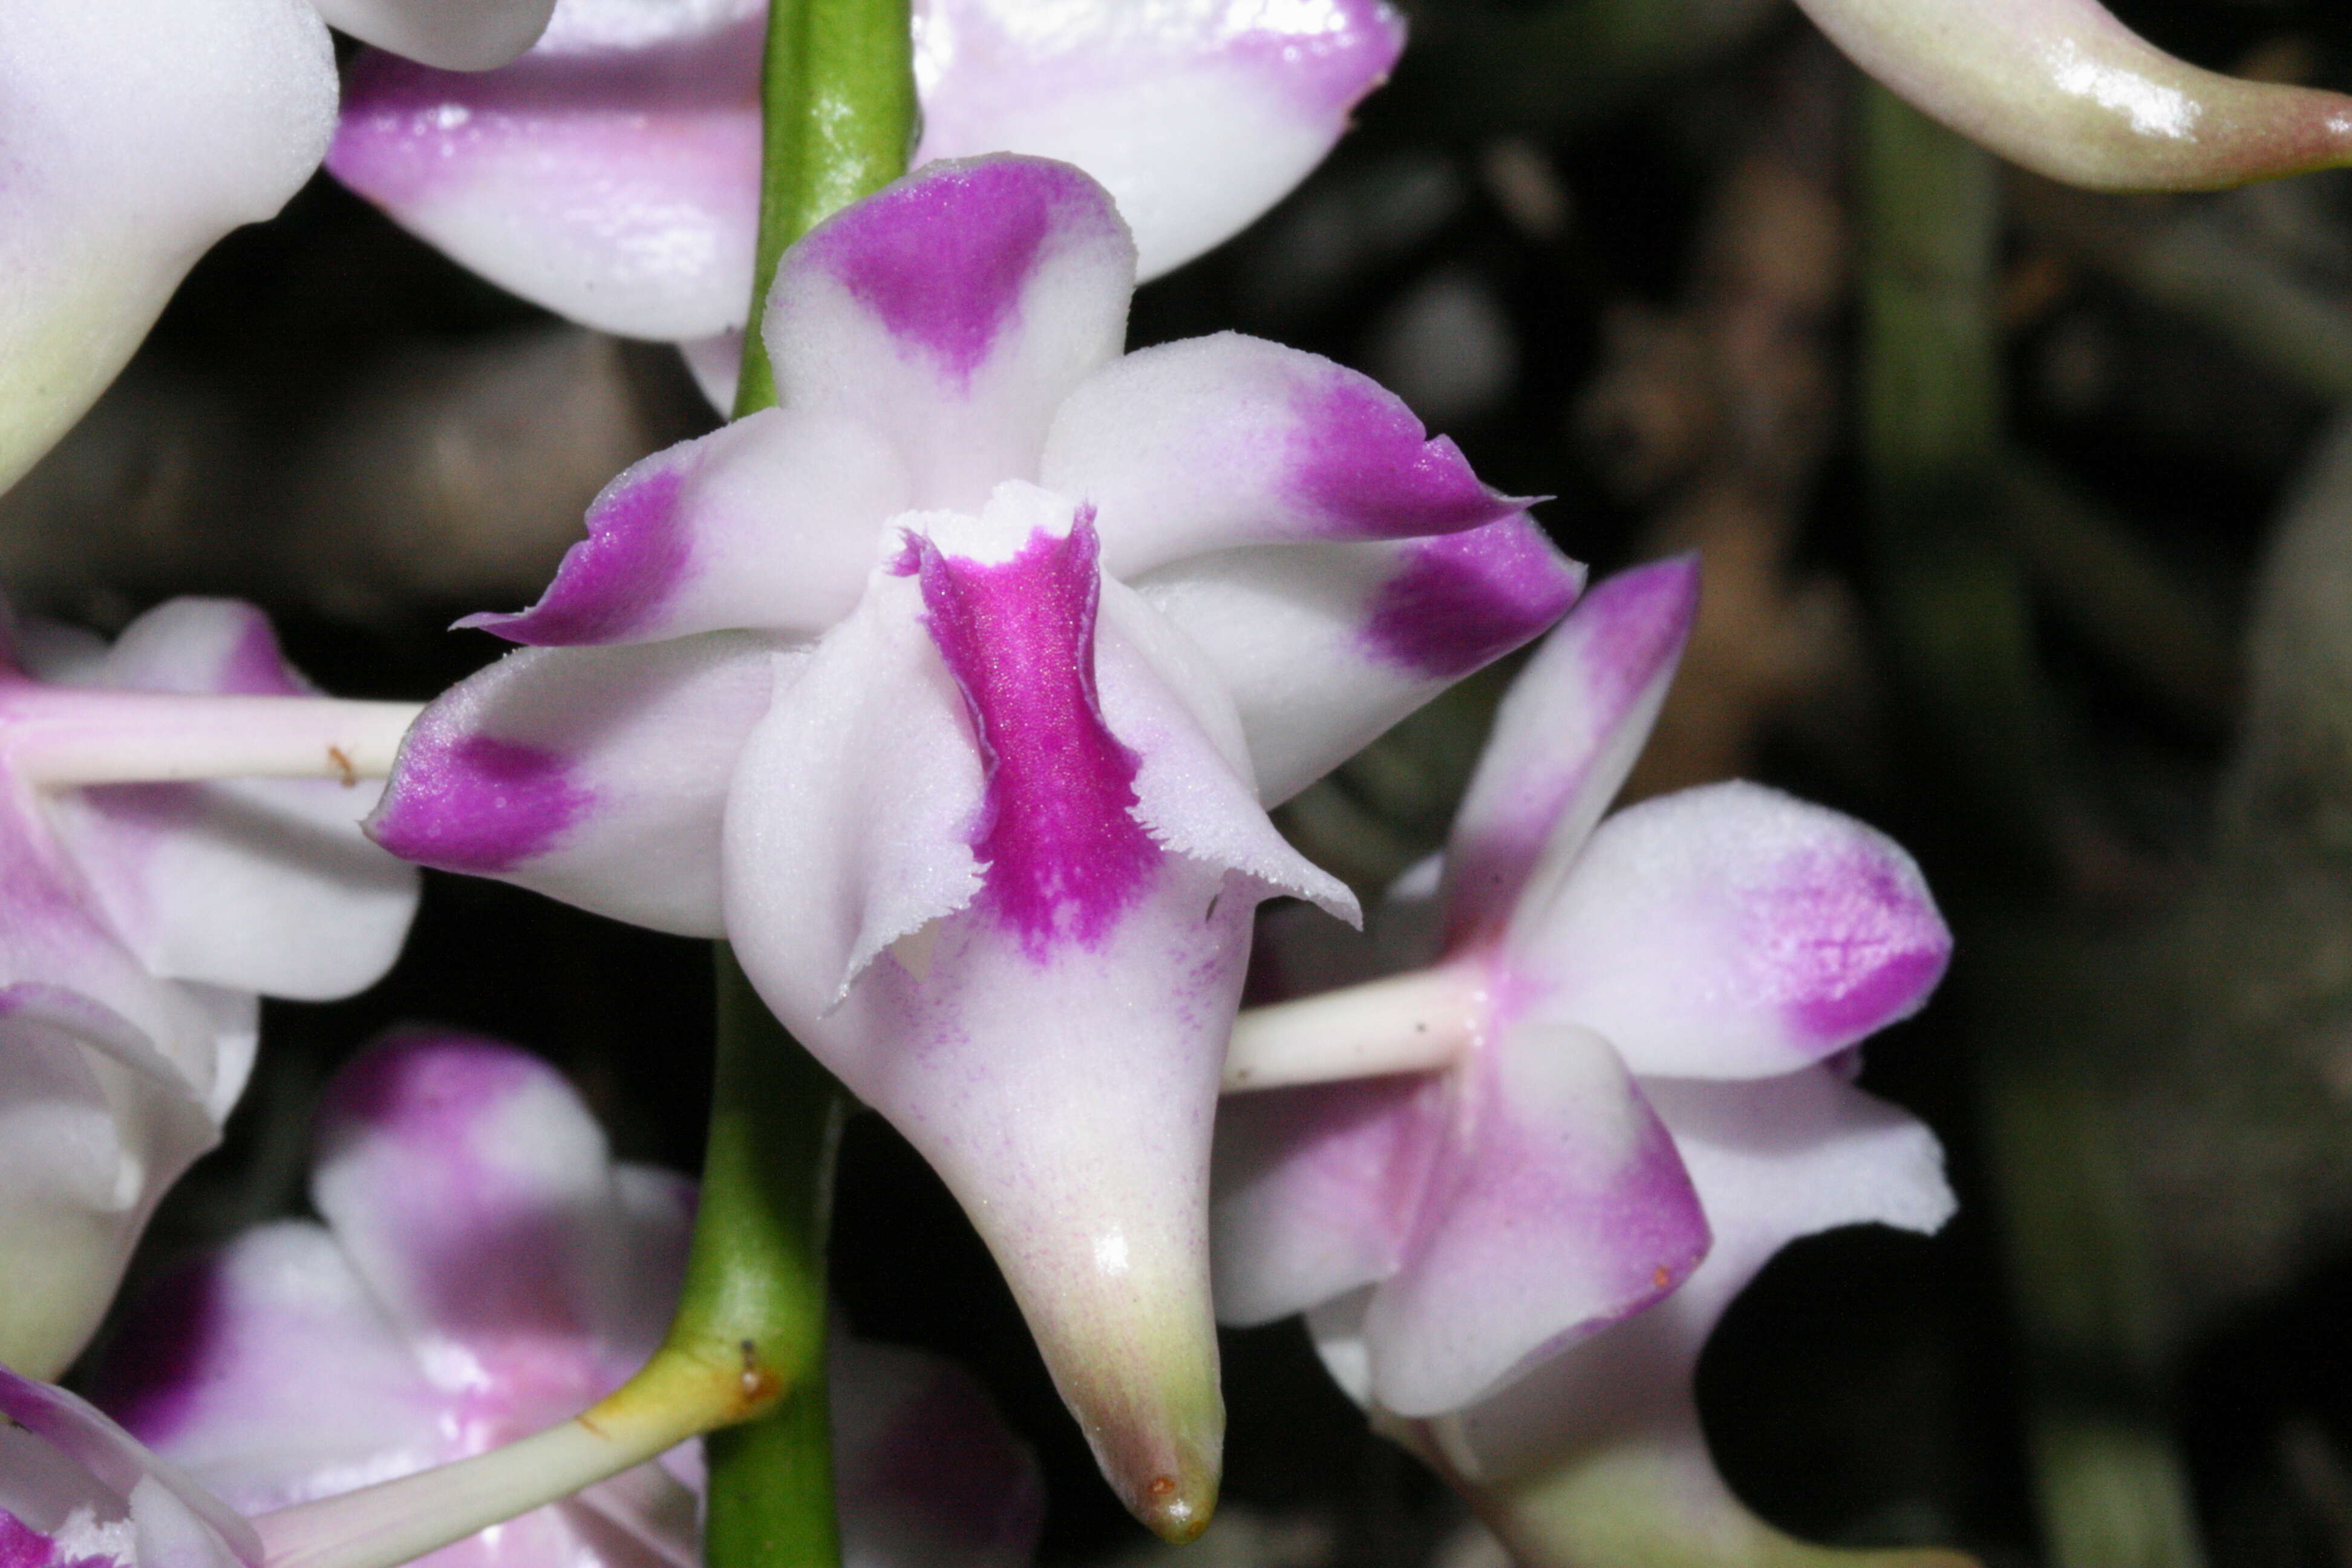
[1,0,2339,1566]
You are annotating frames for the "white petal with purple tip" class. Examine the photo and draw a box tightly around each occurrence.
[1136,516,1584,805]
[1047,334,1526,580]
[762,156,1135,512]
[462,408,909,647]
[1357,1022,1707,1418]
[368,632,785,936]
[1512,782,1951,1080]
[1442,557,1697,943]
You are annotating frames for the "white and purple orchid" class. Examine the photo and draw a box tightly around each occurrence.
[1210,560,1956,1560]
[0,598,420,1379]
[0,1365,255,1568]
[359,152,1581,1530]
[0,0,559,497]
[1791,0,2352,189]
[324,0,1405,403]
[88,1028,1044,1568]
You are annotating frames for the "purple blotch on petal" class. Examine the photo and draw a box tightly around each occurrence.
[1773,853,1952,1048]
[0,1514,115,1568]
[1289,373,1524,538]
[1363,515,1582,679]
[807,160,1113,390]
[911,512,1158,958]
[459,463,693,646]
[366,728,591,874]
[83,1262,227,1451]
[1225,0,1408,117]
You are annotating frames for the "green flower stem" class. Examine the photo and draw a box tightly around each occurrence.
[732,0,916,419]
[696,3,913,1565]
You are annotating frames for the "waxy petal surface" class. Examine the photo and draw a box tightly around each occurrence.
[765,157,1134,512]
[1356,1023,1707,1417]
[0,0,335,494]
[1136,517,1584,805]
[326,0,1399,341]
[93,1224,445,1514]
[462,408,909,646]
[1445,1068,1953,1482]
[1210,1073,1443,1328]
[309,1032,682,1377]
[912,0,1405,280]
[313,0,558,70]
[1514,783,1950,1080]
[1799,0,2352,190]
[1044,334,1525,580]
[39,601,419,1002]
[326,2,766,341]
[1442,557,1696,944]
[368,632,783,936]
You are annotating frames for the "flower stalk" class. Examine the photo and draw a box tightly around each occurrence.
[4,690,420,787]
[1221,966,1486,1093]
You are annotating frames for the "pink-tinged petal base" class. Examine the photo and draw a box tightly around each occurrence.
[1513,782,1950,1080]
[1442,558,1699,942]
[1211,1073,1445,1327]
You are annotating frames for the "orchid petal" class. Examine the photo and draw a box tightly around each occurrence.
[0,0,335,495]
[307,1032,672,1378]
[764,157,1134,512]
[367,632,783,936]
[1514,783,1950,1080]
[1443,558,1697,944]
[39,601,419,1002]
[728,497,1351,1535]
[1443,1070,1952,1485]
[913,0,1405,279]
[312,0,558,71]
[327,0,1395,345]
[0,1367,260,1568]
[1354,1022,1707,1418]
[1136,517,1584,805]
[1798,0,2352,191]
[1044,334,1526,580]
[0,993,224,1379]
[1210,1074,1443,1328]
[459,410,909,647]
[831,1336,1045,1568]
[326,5,766,341]
[91,1224,445,1515]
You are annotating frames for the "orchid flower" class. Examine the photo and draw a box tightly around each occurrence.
[0,598,421,1379]
[362,152,1582,1534]
[1212,559,1959,1565]
[0,0,558,498]
[324,0,1406,405]
[0,1365,255,1568]
[85,1029,1043,1568]
[1791,0,2352,191]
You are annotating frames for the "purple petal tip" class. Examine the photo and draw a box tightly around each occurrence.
[367,725,591,874]
[1290,373,1527,539]
[1363,516,1584,680]
[462,462,693,646]
[800,157,1123,390]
